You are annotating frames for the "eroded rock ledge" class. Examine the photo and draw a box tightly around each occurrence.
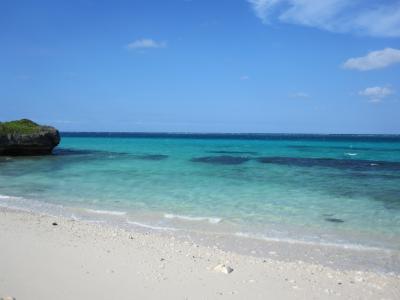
[0,119,60,155]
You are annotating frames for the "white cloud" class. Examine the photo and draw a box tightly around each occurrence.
[247,0,400,37]
[353,4,400,38]
[358,86,394,103]
[343,48,400,71]
[240,75,250,80]
[127,38,167,49]
[248,0,281,23]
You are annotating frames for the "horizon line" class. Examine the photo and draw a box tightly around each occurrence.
[59,131,400,137]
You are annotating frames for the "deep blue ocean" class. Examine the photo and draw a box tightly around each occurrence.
[1,133,400,252]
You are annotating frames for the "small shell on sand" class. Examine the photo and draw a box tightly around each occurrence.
[214,264,234,274]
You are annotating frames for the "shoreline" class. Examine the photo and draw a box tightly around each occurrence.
[1,207,399,299]
[1,194,400,275]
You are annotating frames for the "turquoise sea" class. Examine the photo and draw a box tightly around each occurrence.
[1,133,400,255]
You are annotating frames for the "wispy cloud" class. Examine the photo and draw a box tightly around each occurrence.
[343,48,400,71]
[290,92,310,99]
[240,75,250,80]
[247,0,400,37]
[248,0,281,23]
[127,38,167,50]
[358,86,394,103]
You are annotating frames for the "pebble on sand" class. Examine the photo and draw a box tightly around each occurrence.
[214,264,234,274]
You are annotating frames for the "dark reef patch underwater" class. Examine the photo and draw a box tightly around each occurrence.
[131,154,168,161]
[207,150,258,155]
[325,217,345,223]
[256,156,400,171]
[287,144,400,152]
[190,153,400,172]
[191,155,251,165]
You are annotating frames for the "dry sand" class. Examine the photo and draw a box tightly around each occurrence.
[0,207,399,300]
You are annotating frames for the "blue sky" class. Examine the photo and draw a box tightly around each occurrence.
[1,0,400,133]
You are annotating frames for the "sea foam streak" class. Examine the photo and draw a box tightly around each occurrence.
[345,153,358,156]
[85,209,127,216]
[164,213,222,224]
[235,232,387,252]
[127,220,177,231]
[0,194,69,217]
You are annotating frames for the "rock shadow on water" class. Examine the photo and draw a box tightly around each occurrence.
[53,148,129,156]
[54,149,169,161]
[0,148,126,177]
[55,149,170,161]
[256,156,400,171]
[191,155,250,165]
[53,148,100,156]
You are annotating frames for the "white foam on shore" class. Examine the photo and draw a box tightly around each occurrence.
[127,220,178,231]
[0,194,14,200]
[85,209,127,216]
[0,195,125,222]
[0,194,41,212]
[0,194,70,219]
[235,232,388,252]
[164,213,222,224]
[0,194,393,254]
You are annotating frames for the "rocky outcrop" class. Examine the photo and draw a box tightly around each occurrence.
[0,119,60,155]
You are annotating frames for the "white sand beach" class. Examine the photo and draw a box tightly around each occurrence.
[0,207,399,300]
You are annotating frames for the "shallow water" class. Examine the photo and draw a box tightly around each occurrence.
[1,133,400,257]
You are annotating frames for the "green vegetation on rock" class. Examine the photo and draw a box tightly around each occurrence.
[0,119,42,135]
[0,119,60,155]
